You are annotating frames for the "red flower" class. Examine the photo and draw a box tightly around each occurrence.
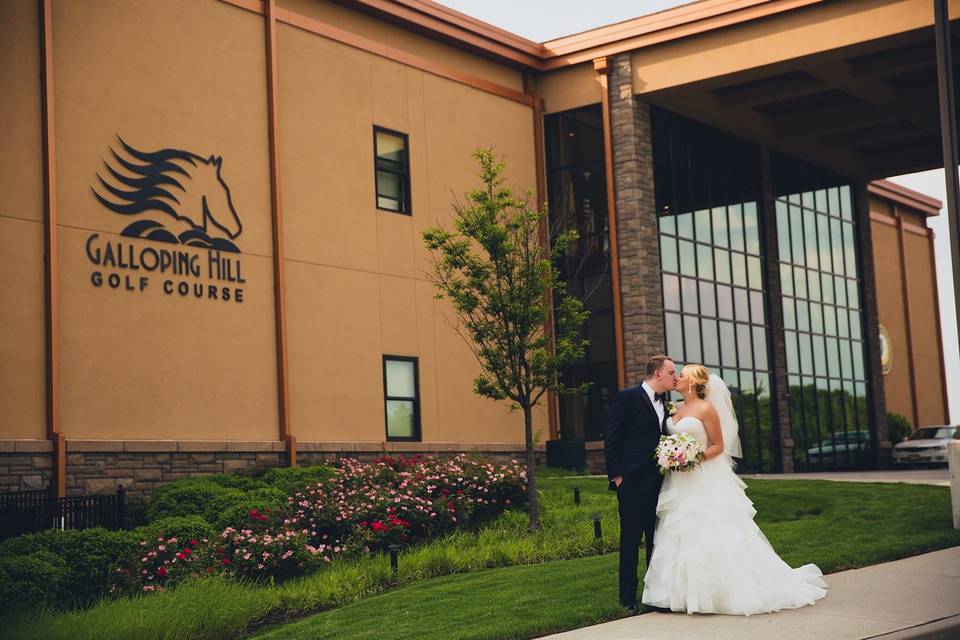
[156,567,168,578]
[206,567,215,574]
[176,552,186,560]
[182,547,192,555]
[189,539,198,547]
[371,521,387,532]
[222,558,231,565]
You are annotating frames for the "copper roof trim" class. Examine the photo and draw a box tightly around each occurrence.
[330,0,546,68]
[869,179,943,216]
[540,0,824,69]
[328,0,829,70]
[543,0,805,53]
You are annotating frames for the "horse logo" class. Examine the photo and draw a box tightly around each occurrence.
[92,137,243,252]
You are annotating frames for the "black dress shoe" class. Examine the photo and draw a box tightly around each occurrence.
[646,605,671,613]
[620,602,640,615]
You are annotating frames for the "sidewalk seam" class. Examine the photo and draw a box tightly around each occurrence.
[861,614,960,639]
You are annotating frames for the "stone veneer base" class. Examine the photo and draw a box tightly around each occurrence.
[0,440,547,500]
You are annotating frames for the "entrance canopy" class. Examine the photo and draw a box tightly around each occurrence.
[545,0,960,181]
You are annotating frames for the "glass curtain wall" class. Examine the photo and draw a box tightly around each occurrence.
[771,153,871,470]
[545,106,618,442]
[651,107,777,472]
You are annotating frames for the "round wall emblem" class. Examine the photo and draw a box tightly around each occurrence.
[879,324,892,375]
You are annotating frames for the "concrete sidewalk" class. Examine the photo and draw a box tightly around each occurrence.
[538,547,960,640]
[742,468,951,487]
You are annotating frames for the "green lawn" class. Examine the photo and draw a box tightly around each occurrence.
[6,476,959,640]
[255,554,623,640]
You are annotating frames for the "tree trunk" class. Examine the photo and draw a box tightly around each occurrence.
[523,403,539,532]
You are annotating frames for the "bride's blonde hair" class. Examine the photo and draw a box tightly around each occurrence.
[682,364,710,400]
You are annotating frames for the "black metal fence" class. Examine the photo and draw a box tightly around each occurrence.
[0,485,126,540]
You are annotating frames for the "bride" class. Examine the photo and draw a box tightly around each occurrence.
[641,364,828,615]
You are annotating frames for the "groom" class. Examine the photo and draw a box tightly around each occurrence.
[604,354,677,613]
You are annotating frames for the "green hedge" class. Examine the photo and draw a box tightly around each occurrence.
[0,527,138,610]
[209,487,288,531]
[887,412,912,444]
[146,465,335,524]
[257,465,336,494]
[0,464,337,615]
[147,478,247,522]
[0,550,69,616]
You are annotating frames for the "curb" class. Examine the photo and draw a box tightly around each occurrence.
[866,615,960,640]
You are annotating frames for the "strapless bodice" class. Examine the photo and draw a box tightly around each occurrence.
[667,415,708,447]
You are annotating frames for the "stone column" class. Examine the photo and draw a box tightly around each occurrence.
[608,53,664,386]
[760,150,795,472]
[854,183,890,467]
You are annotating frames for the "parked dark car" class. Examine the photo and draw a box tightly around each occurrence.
[805,430,873,467]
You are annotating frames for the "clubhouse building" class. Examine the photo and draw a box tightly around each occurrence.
[0,0,954,496]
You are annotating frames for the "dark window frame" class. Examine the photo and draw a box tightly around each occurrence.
[373,126,412,215]
[382,355,421,442]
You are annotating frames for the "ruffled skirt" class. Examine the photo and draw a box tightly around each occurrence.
[641,459,827,615]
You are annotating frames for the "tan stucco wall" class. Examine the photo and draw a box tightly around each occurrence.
[903,232,947,427]
[0,0,46,439]
[538,62,601,115]
[50,0,279,441]
[1,0,544,446]
[871,195,948,428]
[872,221,913,423]
[277,21,544,444]
[279,0,525,92]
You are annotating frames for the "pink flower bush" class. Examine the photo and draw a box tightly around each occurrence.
[216,526,310,580]
[113,455,526,594]
[286,454,527,553]
[111,536,210,594]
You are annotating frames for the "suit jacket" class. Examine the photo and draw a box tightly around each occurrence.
[603,384,668,490]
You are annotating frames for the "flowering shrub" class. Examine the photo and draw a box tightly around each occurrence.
[288,454,527,554]
[111,535,211,594]
[217,526,310,581]
[112,455,526,594]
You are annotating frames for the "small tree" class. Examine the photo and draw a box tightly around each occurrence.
[422,149,589,531]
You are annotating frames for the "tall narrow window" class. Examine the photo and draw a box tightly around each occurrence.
[383,356,420,441]
[374,127,411,214]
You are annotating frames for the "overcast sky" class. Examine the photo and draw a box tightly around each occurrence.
[437,0,697,42]
[437,0,960,423]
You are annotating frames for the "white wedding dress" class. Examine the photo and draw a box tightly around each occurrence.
[641,412,828,615]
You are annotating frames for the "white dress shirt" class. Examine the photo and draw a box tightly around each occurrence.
[641,380,665,426]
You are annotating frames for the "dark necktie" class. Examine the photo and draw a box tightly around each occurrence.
[654,392,668,434]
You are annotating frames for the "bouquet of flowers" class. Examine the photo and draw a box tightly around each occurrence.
[655,432,706,475]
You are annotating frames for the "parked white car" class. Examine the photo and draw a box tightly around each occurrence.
[892,425,960,466]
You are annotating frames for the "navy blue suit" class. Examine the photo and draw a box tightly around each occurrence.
[603,384,668,606]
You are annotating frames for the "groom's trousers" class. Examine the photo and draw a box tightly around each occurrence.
[616,472,661,605]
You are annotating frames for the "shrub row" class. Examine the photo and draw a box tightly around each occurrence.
[0,465,335,617]
[0,456,526,616]
[0,516,215,616]
[118,454,526,593]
